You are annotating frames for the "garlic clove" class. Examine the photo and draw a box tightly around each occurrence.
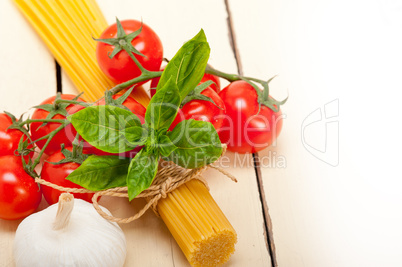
[13,193,126,267]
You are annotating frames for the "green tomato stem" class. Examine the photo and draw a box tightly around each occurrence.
[27,122,69,177]
[205,65,266,85]
[53,99,92,107]
[125,46,148,74]
[109,71,163,95]
[21,119,67,125]
[205,65,240,82]
[205,65,286,110]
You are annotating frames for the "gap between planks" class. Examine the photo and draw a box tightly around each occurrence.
[253,153,278,267]
[55,3,275,264]
[55,61,62,93]
[224,0,277,266]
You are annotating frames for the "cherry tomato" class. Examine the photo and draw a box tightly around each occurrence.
[0,113,32,159]
[218,81,283,153]
[96,20,163,84]
[40,147,94,205]
[30,94,86,156]
[82,94,146,157]
[0,155,41,220]
[150,67,221,98]
[169,88,226,131]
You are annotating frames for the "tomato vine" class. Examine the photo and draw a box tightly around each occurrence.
[6,18,286,200]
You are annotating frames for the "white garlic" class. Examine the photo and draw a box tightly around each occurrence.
[13,193,126,267]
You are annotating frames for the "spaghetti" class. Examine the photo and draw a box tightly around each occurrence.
[158,180,237,267]
[14,1,237,266]
[13,0,150,106]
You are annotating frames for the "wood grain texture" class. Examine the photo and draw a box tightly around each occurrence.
[229,0,402,266]
[0,0,272,266]
[0,0,56,114]
[92,1,270,266]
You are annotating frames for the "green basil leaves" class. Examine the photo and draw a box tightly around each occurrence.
[167,120,222,169]
[126,148,159,199]
[156,29,210,101]
[67,155,130,191]
[68,29,221,201]
[145,78,181,131]
[67,105,143,153]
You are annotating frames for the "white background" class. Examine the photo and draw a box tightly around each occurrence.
[1,0,401,266]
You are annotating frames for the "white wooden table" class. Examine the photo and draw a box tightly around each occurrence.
[1,0,402,266]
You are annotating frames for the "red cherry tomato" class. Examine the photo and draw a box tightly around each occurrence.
[82,94,146,157]
[0,113,33,159]
[0,155,41,220]
[30,94,86,156]
[96,20,163,84]
[169,88,226,131]
[40,147,94,205]
[150,67,221,98]
[218,81,283,153]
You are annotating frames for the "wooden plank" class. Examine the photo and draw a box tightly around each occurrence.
[0,1,56,114]
[229,0,402,266]
[48,0,271,266]
[63,0,238,94]
[0,0,57,265]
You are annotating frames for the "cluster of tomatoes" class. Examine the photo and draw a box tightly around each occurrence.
[0,19,283,221]
[97,19,284,154]
[0,92,148,220]
[0,113,41,220]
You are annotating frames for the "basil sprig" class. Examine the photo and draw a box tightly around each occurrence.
[157,29,210,101]
[68,30,222,200]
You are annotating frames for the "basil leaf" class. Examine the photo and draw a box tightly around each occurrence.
[157,29,210,101]
[127,148,159,200]
[68,105,141,153]
[145,78,181,131]
[67,155,130,191]
[167,119,222,169]
[125,126,147,146]
[158,135,177,157]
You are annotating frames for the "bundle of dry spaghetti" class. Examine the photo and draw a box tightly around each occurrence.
[158,179,237,266]
[13,0,149,106]
[14,2,237,266]
[35,155,238,267]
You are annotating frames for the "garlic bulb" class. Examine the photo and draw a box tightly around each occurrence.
[13,193,126,267]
